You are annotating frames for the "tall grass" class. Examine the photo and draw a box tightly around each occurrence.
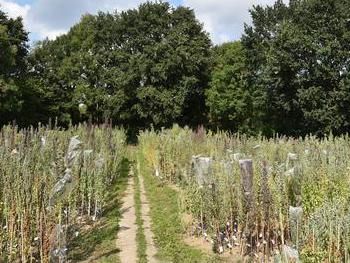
[138,125,350,262]
[0,123,126,262]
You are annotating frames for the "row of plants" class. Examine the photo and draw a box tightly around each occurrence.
[138,125,350,262]
[0,123,126,262]
[136,151,218,262]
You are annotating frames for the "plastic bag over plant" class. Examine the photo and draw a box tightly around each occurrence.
[191,156,212,186]
[289,206,303,247]
[49,136,82,207]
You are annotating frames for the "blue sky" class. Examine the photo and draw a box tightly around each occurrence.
[0,0,277,44]
[12,0,31,4]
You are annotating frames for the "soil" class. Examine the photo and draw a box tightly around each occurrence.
[184,235,244,263]
[116,178,138,263]
[139,173,159,262]
[116,167,159,263]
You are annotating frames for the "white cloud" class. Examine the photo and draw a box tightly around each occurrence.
[0,0,30,25]
[1,0,145,40]
[27,0,146,40]
[1,0,279,43]
[183,0,276,44]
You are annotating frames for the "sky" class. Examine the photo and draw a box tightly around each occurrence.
[0,0,277,44]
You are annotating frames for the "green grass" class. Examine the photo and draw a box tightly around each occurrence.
[134,167,148,263]
[68,158,131,262]
[138,154,219,263]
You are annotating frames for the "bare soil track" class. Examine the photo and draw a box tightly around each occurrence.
[116,169,158,263]
[139,172,158,262]
[116,177,138,263]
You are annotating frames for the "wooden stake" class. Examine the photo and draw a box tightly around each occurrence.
[239,159,253,214]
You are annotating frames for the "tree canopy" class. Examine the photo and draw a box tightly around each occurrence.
[242,0,350,135]
[1,0,350,137]
[0,9,28,124]
[206,41,251,132]
[27,2,212,130]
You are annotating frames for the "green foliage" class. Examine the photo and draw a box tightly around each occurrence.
[27,2,212,129]
[0,8,28,125]
[242,0,350,136]
[302,175,328,215]
[300,248,327,263]
[3,0,350,136]
[206,41,253,133]
[0,10,27,76]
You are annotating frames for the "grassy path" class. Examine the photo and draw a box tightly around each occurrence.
[116,150,159,263]
[137,163,159,262]
[69,158,161,263]
[137,154,219,263]
[69,147,217,263]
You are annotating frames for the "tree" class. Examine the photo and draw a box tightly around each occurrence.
[242,0,350,135]
[206,41,252,132]
[26,14,100,125]
[0,8,28,125]
[28,2,212,130]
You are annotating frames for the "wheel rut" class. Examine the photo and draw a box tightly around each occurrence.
[116,167,158,263]
[116,175,138,263]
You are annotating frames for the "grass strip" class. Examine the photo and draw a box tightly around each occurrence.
[138,153,218,263]
[134,165,148,263]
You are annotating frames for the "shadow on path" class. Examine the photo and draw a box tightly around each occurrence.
[68,158,131,262]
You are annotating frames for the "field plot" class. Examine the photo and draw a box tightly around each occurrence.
[0,124,126,262]
[1,123,350,263]
[138,125,350,262]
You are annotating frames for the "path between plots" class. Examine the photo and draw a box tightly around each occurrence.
[116,176,138,263]
[139,172,158,263]
[116,170,159,263]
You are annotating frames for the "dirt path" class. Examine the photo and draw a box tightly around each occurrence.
[138,170,158,262]
[116,174,138,263]
[116,167,158,263]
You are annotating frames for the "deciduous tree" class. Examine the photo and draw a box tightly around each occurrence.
[28,2,212,130]
[242,0,350,135]
[0,8,28,124]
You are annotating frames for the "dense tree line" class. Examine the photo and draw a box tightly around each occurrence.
[1,0,350,136]
[0,9,28,124]
[24,2,211,132]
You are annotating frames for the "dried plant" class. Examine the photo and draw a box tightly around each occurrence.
[0,124,126,262]
[138,125,350,261]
